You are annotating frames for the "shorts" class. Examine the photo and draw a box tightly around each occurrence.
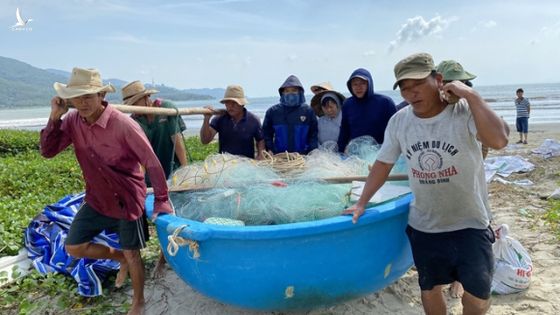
[516,117,529,133]
[66,203,149,250]
[405,225,495,300]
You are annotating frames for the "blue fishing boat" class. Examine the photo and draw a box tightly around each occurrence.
[146,192,413,311]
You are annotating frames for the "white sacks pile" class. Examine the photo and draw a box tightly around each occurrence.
[491,224,533,294]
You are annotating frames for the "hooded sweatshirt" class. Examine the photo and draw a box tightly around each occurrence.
[262,75,318,154]
[337,68,396,152]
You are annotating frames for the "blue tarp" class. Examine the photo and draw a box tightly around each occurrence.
[24,193,121,297]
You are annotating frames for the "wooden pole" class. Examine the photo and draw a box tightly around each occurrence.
[148,174,409,194]
[111,104,225,116]
[319,174,408,184]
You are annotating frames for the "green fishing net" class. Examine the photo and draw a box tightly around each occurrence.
[169,136,409,226]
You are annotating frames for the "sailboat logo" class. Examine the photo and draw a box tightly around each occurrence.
[11,8,33,31]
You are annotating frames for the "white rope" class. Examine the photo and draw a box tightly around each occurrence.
[167,224,200,259]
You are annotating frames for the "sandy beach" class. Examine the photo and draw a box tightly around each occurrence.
[135,123,560,315]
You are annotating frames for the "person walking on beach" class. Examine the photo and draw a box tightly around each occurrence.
[345,53,508,315]
[515,88,531,144]
[263,75,318,154]
[337,68,396,152]
[122,80,189,185]
[436,59,510,298]
[40,68,174,315]
[200,84,265,159]
[436,60,510,159]
[121,80,188,278]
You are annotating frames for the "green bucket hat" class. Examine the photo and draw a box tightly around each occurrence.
[436,60,476,82]
[393,52,436,90]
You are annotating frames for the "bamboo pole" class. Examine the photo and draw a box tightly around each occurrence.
[148,174,409,194]
[319,174,408,184]
[111,104,225,116]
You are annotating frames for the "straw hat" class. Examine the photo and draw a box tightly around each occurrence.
[121,80,159,105]
[310,90,346,116]
[53,67,115,99]
[310,82,334,94]
[220,85,248,106]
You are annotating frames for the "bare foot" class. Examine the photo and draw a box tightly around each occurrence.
[151,251,167,279]
[127,300,145,315]
[449,281,464,298]
[115,260,129,288]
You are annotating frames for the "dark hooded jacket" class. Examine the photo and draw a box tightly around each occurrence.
[262,75,318,154]
[337,68,396,152]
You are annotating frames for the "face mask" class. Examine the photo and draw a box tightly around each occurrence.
[281,93,300,107]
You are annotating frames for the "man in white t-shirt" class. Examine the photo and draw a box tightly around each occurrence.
[344,52,508,315]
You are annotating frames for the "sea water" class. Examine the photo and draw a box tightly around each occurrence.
[1,83,559,131]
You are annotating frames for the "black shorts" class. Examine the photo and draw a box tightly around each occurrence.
[406,225,495,300]
[66,203,149,250]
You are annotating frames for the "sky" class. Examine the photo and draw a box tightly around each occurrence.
[2,0,560,97]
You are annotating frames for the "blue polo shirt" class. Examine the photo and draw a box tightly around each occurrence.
[210,109,264,158]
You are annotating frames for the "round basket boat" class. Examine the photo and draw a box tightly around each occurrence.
[146,192,413,311]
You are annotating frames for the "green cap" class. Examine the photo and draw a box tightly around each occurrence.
[393,53,435,90]
[436,60,476,82]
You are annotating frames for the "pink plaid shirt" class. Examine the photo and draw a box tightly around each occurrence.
[40,102,172,220]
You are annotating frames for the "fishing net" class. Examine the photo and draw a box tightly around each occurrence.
[173,182,350,225]
[168,136,409,226]
[170,153,277,189]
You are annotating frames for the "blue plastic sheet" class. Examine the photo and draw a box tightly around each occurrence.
[24,193,120,297]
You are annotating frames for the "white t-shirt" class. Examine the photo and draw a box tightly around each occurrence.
[377,101,490,233]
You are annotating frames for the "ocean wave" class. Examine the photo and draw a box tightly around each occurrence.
[0,118,47,128]
[484,95,560,103]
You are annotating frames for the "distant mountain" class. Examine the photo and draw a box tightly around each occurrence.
[45,68,71,78]
[0,56,217,108]
[105,78,128,87]
[46,68,128,89]
[183,88,226,99]
[103,83,216,103]
[0,57,69,107]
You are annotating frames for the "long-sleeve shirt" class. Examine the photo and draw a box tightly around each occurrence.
[262,103,318,154]
[317,112,342,145]
[40,103,172,221]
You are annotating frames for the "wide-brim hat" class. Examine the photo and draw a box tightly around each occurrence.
[436,60,477,82]
[220,84,248,106]
[393,52,435,90]
[310,82,334,93]
[53,67,115,99]
[310,90,346,116]
[121,80,159,105]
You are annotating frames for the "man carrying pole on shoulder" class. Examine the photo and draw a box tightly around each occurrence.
[40,67,173,315]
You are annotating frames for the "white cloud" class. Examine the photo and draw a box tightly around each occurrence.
[362,50,376,57]
[388,15,455,52]
[470,20,497,33]
[484,20,497,28]
[541,21,560,37]
[286,54,298,62]
[531,21,560,46]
